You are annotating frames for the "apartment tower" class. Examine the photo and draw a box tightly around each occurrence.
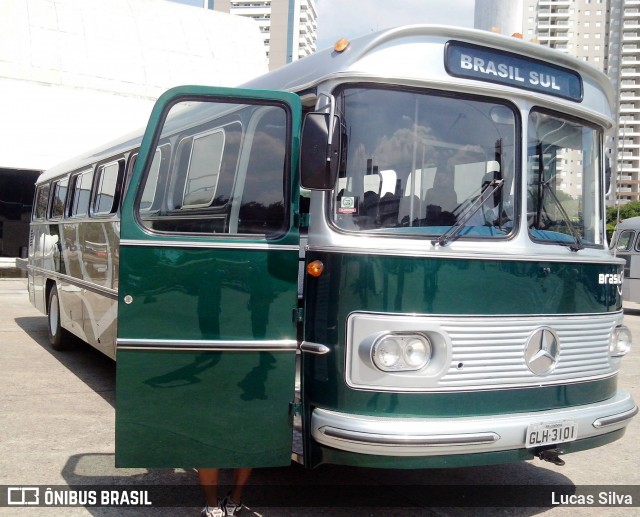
[205,0,318,70]
[476,0,638,205]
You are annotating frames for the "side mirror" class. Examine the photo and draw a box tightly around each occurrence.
[300,113,341,190]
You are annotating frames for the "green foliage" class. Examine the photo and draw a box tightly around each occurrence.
[606,201,640,240]
[607,201,640,228]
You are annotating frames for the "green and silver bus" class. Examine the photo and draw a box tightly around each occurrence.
[29,26,637,470]
[610,216,640,304]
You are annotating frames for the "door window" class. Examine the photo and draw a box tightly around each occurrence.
[137,100,289,237]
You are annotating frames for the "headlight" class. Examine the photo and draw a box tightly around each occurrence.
[371,333,431,372]
[373,336,401,368]
[404,337,429,367]
[610,325,632,357]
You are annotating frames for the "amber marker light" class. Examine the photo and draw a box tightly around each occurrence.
[334,38,350,53]
[307,260,324,277]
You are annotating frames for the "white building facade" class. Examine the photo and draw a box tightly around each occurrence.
[204,0,318,70]
[0,0,268,257]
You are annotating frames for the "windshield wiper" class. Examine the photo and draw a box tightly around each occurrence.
[538,179,585,252]
[432,179,504,247]
[533,143,584,252]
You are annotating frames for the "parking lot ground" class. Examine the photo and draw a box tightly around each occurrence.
[1,277,639,516]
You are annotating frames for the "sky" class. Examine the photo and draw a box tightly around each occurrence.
[168,0,476,50]
[314,0,475,49]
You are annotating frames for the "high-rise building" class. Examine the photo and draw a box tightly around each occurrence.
[615,1,640,204]
[476,0,639,205]
[204,0,318,71]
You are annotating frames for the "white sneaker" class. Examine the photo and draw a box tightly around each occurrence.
[201,504,224,517]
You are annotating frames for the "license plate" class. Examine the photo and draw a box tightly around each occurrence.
[525,420,577,448]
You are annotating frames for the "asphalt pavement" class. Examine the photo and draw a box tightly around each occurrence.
[0,273,639,517]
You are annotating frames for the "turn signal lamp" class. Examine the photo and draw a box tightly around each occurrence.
[334,38,350,53]
[307,260,324,277]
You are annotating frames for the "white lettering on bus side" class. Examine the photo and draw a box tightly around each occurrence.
[599,273,623,285]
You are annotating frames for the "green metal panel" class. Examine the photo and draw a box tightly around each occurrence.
[302,251,622,467]
[304,252,621,321]
[117,349,296,468]
[116,86,302,468]
[118,246,299,341]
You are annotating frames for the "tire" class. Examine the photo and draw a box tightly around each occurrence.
[47,285,72,350]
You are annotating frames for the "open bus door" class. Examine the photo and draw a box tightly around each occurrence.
[115,86,302,468]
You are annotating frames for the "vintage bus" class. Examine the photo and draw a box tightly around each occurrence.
[28,26,636,471]
[610,216,640,304]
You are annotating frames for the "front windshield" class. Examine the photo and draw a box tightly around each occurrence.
[527,110,603,247]
[332,87,517,239]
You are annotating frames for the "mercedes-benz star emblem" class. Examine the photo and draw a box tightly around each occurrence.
[524,327,560,376]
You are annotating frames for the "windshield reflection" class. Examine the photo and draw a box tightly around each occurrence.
[527,110,603,247]
[332,87,517,239]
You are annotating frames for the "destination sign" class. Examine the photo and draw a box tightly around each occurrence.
[445,41,583,102]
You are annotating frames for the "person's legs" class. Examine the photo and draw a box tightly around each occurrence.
[198,468,220,507]
[231,468,252,502]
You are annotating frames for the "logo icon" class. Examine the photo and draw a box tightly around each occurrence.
[524,327,560,376]
[7,487,39,505]
[341,197,355,209]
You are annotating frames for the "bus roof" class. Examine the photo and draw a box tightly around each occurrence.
[38,24,616,185]
[244,24,615,108]
[615,216,640,230]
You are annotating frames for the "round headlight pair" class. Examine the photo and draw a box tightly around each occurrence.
[610,325,632,357]
[371,334,432,371]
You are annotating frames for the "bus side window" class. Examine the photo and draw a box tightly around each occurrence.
[33,184,50,221]
[69,169,93,217]
[140,148,161,211]
[49,177,69,219]
[181,130,225,209]
[617,230,636,251]
[93,160,124,216]
[167,121,241,215]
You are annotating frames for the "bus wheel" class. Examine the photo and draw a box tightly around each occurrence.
[48,285,72,350]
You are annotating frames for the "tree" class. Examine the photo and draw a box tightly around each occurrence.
[607,201,640,225]
[606,201,640,237]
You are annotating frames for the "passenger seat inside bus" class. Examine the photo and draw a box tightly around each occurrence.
[424,170,458,226]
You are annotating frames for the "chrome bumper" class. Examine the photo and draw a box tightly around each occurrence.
[311,391,637,457]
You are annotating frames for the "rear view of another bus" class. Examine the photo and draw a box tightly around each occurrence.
[610,216,640,303]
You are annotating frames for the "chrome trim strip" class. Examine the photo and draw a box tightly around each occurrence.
[120,239,299,251]
[311,390,636,457]
[305,244,624,265]
[593,406,639,429]
[300,341,331,355]
[348,309,623,319]
[27,266,118,298]
[320,427,499,446]
[117,338,298,352]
